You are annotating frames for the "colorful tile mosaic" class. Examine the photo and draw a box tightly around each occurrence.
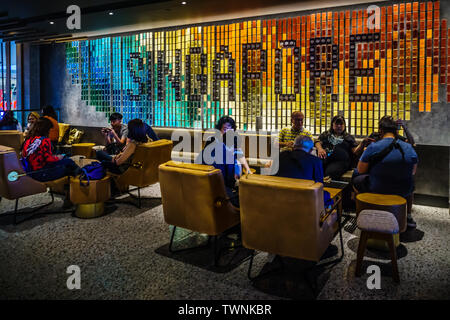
[65,1,448,136]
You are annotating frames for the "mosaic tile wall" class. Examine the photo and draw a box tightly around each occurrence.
[65,1,449,136]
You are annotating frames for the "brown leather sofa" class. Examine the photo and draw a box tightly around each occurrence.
[0,145,54,224]
[238,174,344,280]
[158,160,240,265]
[111,139,173,207]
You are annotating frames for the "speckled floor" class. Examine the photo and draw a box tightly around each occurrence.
[0,184,449,300]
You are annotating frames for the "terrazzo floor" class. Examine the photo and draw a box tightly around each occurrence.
[0,184,449,300]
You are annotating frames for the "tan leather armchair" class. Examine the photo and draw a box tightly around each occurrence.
[0,145,53,224]
[238,174,344,280]
[0,130,24,156]
[158,161,240,265]
[112,139,173,207]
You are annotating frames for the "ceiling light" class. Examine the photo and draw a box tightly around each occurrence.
[49,21,54,25]
[181,1,187,4]
[109,11,114,15]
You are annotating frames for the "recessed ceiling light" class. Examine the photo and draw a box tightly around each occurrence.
[181,1,187,4]
[108,11,114,15]
[49,21,54,25]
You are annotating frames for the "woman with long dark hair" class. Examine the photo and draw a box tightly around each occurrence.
[95,118,148,174]
[21,117,80,182]
[41,105,60,146]
[314,115,365,179]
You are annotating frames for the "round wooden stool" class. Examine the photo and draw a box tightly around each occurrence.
[356,209,400,283]
[71,143,95,158]
[356,193,407,232]
[356,193,407,250]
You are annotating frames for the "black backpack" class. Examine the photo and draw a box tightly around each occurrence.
[368,139,405,168]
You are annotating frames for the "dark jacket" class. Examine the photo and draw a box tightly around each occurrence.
[273,149,332,206]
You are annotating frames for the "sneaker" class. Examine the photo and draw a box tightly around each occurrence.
[407,216,417,229]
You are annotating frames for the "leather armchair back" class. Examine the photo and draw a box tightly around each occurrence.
[239,174,337,262]
[0,130,24,156]
[159,161,240,236]
[0,145,46,200]
[115,139,173,189]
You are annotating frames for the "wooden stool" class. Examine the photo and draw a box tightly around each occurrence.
[70,176,111,218]
[355,209,400,283]
[71,143,95,158]
[356,193,407,233]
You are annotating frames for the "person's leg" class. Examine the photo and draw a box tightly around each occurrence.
[96,150,113,162]
[406,193,416,228]
[352,173,370,194]
[225,186,240,208]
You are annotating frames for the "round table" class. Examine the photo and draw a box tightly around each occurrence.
[356,193,407,250]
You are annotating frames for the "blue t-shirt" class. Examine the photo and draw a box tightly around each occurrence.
[360,138,418,197]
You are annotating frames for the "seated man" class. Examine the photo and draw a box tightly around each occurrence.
[277,111,312,150]
[196,130,240,208]
[102,113,128,155]
[272,135,332,206]
[352,116,418,228]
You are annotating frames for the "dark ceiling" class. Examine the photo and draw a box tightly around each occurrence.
[0,0,369,44]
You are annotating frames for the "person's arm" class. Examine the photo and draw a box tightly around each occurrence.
[276,129,293,148]
[237,156,252,174]
[314,158,324,183]
[397,119,416,146]
[315,139,327,159]
[41,139,61,163]
[412,163,417,175]
[357,160,369,174]
[352,137,375,156]
[109,129,127,145]
[113,142,136,166]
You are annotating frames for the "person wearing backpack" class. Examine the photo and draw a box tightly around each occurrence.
[352,116,418,228]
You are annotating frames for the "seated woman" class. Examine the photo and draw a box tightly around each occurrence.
[314,115,365,180]
[21,117,80,182]
[196,116,248,208]
[24,112,40,139]
[95,118,148,174]
[41,105,60,148]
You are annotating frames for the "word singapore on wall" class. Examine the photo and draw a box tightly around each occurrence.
[66,1,449,136]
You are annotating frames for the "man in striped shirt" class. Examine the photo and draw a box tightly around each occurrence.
[277,111,313,149]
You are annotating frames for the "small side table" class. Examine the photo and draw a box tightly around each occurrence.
[72,143,95,158]
[70,175,111,218]
[356,193,407,250]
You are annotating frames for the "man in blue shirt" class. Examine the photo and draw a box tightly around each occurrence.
[353,116,418,227]
[272,135,333,207]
